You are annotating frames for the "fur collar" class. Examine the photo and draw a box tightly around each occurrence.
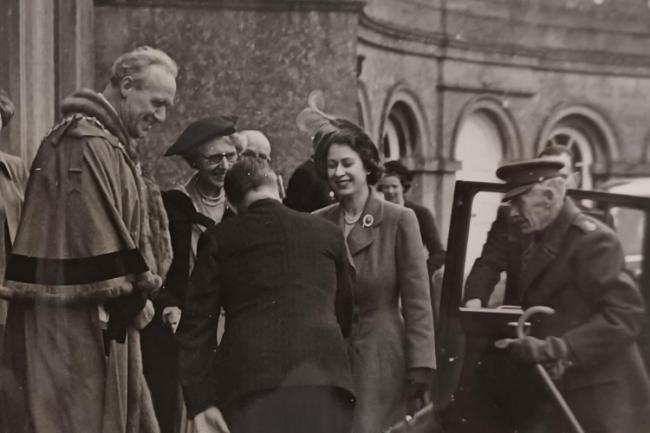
[60,88,136,160]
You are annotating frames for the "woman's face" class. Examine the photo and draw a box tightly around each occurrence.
[377,175,404,205]
[326,143,368,199]
[193,137,238,193]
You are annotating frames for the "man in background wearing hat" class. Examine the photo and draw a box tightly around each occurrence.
[141,116,240,433]
[464,145,580,309]
[1,46,177,433]
[459,158,650,432]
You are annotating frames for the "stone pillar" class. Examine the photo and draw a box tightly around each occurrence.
[0,0,94,164]
[56,0,95,106]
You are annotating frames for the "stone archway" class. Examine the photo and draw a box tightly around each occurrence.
[537,103,619,187]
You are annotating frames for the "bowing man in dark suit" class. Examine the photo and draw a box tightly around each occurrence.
[177,157,356,433]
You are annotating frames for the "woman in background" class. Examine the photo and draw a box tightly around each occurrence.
[305,96,436,433]
[377,160,446,322]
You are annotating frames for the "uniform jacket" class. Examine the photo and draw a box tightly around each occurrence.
[314,191,436,433]
[464,205,527,306]
[523,200,649,429]
[177,199,355,417]
[464,201,614,307]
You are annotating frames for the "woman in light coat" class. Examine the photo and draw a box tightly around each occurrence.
[304,98,436,433]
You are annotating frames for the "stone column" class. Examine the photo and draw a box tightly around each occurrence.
[0,0,94,164]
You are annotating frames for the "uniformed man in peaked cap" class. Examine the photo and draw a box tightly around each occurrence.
[462,158,650,433]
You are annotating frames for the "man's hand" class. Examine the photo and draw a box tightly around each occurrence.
[464,298,482,308]
[193,406,230,433]
[133,300,155,330]
[162,306,182,333]
[495,335,574,380]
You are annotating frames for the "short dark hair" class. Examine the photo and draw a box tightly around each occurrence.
[538,144,574,161]
[0,89,16,127]
[224,157,276,206]
[383,160,413,192]
[314,124,383,185]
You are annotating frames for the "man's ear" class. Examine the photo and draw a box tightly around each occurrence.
[541,186,555,204]
[118,76,135,98]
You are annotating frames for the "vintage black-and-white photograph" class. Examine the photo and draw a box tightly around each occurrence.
[1,1,650,432]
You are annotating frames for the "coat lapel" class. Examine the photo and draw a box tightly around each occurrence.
[346,190,384,257]
[520,199,580,295]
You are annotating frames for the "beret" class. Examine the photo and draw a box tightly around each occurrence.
[165,116,237,156]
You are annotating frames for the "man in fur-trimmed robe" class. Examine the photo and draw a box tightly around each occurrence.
[0,46,177,433]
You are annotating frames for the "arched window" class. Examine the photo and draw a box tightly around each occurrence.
[545,126,594,189]
[455,110,505,181]
[454,110,506,290]
[381,101,418,161]
[538,106,618,190]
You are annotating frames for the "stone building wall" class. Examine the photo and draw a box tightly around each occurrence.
[358,0,650,237]
[95,1,362,188]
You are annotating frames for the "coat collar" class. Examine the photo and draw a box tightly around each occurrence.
[60,88,135,161]
[0,152,12,180]
[521,198,581,294]
[343,189,385,256]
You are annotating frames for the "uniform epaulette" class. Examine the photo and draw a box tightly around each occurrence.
[573,214,599,233]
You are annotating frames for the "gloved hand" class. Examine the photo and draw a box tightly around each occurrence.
[406,368,433,414]
[495,336,574,380]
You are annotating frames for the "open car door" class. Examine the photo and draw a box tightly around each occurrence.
[435,180,650,432]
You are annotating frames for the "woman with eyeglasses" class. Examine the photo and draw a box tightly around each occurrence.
[140,116,240,433]
[304,97,437,433]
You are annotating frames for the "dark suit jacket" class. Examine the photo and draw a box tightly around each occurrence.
[405,201,446,274]
[177,199,355,417]
[284,158,334,212]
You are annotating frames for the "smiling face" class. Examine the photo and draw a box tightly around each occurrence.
[117,64,176,139]
[194,136,238,193]
[377,174,405,205]
[326,143,369,199]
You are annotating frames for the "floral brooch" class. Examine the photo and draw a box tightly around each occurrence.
[362,214,374,228]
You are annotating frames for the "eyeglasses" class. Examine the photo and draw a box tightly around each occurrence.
[240,149,271,162]
[199,152,238,165]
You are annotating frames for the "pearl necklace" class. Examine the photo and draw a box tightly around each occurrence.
[343,212,362,225]
[196,184,223,207]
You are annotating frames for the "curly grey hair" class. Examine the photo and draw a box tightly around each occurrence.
[109,46,178,87]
